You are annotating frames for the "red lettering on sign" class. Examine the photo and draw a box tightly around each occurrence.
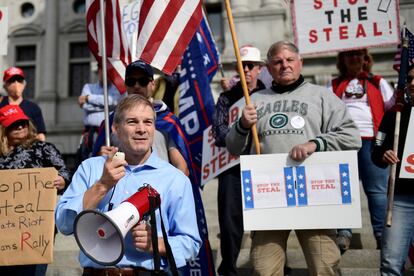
[323,27,333,42]
[313,0,323,9]
[210,142,217,156]
[309,30,318,43]
[312,184,335,190]
[21,232,33,250]
[207,128,214,143]
[356,24,367,38]
[218,151,227,169]
[373,22,382,36]
[339,26,349,39]
[202,164,210,180]
[405,154,414,173]
[308,22,384,43]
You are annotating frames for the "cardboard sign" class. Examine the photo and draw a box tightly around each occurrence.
[240,151,361,230]
[291,0,400,55]
[0,7,8,56]
[201,97,245,186]
[400,107,414,179]
[0,168,58,266]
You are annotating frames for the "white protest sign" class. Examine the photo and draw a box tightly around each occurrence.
[240,151,361,230]
[121,0,141,58]
[201,97,245,186]
[0,7,8,56]
[400,107,414,179]
[291,0,400,55]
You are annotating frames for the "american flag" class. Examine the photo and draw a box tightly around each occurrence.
[86,0,131,94]
[393,28,414,72]
[136,0,202,75]
[86,0,203,93]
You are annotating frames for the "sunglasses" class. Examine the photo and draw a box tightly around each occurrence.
[7,76,25,84]
[125,77,152,87]
[345,91,365,99]
[242,62,257,71]
[7,120,28,130]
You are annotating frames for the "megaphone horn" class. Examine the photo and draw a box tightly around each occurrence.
[74,185,161,266]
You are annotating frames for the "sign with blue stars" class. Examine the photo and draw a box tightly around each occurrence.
[240,151,361,230]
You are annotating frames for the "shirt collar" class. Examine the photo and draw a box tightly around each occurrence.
[126,150,163,172]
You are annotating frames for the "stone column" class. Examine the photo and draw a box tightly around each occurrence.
[231,0,249,11]
[39,0,58,127]
[261,0,283,9]
[41,0,58,98]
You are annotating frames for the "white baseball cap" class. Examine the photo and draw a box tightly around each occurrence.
[239,45,264,64]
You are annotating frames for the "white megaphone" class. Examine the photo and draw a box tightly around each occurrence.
[73,185,161,265]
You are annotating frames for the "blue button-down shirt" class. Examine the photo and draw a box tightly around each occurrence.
[55,152,201,269]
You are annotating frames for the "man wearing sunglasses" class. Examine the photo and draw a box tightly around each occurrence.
[92,60,189,176]
[212,45,266,276]
[0,66,47,141]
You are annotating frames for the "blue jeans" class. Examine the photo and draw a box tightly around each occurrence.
[338,140,388,239]
[381,194,414,275]
[359,139,389,237]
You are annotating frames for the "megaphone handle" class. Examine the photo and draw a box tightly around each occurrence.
[149,196,161,272]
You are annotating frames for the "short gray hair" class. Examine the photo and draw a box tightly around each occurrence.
[113,94,155,124]
[266,41,300,63]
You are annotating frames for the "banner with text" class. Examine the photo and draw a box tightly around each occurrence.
[0,168,58,265]
[292,0,400,55]
[240,151,361,230]
[400,107,414,179]
[0,7,8,56]
[201,97,245,185]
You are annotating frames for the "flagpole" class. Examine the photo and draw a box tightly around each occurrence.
[386,24,407,227]
[99,0,110,147]
[223,0,261,154]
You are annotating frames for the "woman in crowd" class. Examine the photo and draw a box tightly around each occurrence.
[329,48,395,252]
[0,104,71,276]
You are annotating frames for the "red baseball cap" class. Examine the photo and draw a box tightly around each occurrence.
[0,105,30,128]
[3,67,25,83]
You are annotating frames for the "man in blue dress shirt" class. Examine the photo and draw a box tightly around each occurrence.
[55,94,201,274]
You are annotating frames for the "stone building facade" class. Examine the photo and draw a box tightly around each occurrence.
[0,0,413,166]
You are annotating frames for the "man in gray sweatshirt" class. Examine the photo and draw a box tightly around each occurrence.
[225,41,361,276]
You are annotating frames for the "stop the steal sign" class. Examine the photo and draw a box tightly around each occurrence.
[400,107,414,179]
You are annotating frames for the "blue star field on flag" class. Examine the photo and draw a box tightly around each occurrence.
[296,166,308,206]
[242,170,254,209]
[284,167,296,206]
[339,164,352,204]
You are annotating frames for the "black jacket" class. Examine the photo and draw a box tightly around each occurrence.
[372,104,414,194]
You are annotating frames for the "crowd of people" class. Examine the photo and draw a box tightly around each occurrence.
[1,39,414,276]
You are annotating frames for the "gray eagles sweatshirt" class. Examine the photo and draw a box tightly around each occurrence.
[225,81,362,155]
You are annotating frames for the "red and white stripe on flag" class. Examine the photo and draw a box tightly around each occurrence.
[86,0,130,94]
[136,0,203,75]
